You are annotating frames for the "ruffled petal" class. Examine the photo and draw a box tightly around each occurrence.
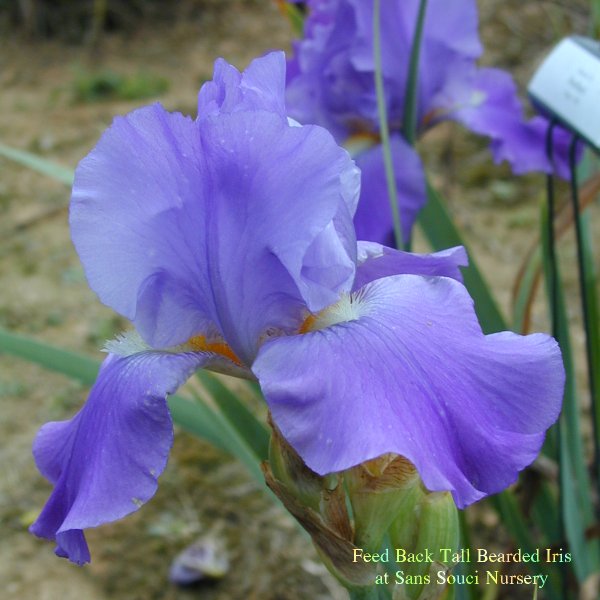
[254,275,564,508]
[71,55,359,363]
[350,0,482,123]
[353,243,467,290]
[352,136,426,246]
[195,110,358,363]
[198,52,287,119]
[70,104,213,347]
[286,1,377,138]
[30,351,208,564]
[286,0,482,133]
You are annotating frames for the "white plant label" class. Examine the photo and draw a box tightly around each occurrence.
[528,37,600,150]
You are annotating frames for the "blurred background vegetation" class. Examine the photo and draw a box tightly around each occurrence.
[0,0,257,41]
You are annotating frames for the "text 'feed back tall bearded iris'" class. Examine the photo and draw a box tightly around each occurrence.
[30,51,564,565]
[285,0,576,246]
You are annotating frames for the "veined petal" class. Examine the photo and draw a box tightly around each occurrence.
[196,110,357,363]
[30,350,209,564]
[254,275,564,508]
[71,55,359,364]
[70,104,213,347]
[353,243,467,290]
[352,136,426,246]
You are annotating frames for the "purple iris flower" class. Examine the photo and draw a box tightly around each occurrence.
[30,51,564,565]
[285,0,574,246]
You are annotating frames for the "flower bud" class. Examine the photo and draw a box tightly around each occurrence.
[391,491,460,600]
[264,420,376,587]
[265,422,459,597]
[346,454,425,553]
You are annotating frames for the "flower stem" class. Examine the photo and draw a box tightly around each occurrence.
[568,137,600,505]
[402,0,429,146]
[544,122,559,335]
[373,0,403,250]
[543,120,568,599]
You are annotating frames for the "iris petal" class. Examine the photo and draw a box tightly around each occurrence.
[70,104,212,348]
[197,110,358,362]
[254,274,564,508]
[198,52,287,118]
[489,116,576,180]
[349,0,481,123]
[71,53,359,363]
[354,243,467,290]
[430,65,575,178]
[30,351,209,564]
[287,0,482,132]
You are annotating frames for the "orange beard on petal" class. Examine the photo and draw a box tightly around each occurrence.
[298,313,317,334]
[187,335,243,366]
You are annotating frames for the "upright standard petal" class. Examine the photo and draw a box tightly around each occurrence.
[71,53,360,363]
[193,110,358,363]
[71,104,213,347]
[198,52,287,119]
[254,275,564,508]
[286,0,377,139]
[30,351,209,564]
